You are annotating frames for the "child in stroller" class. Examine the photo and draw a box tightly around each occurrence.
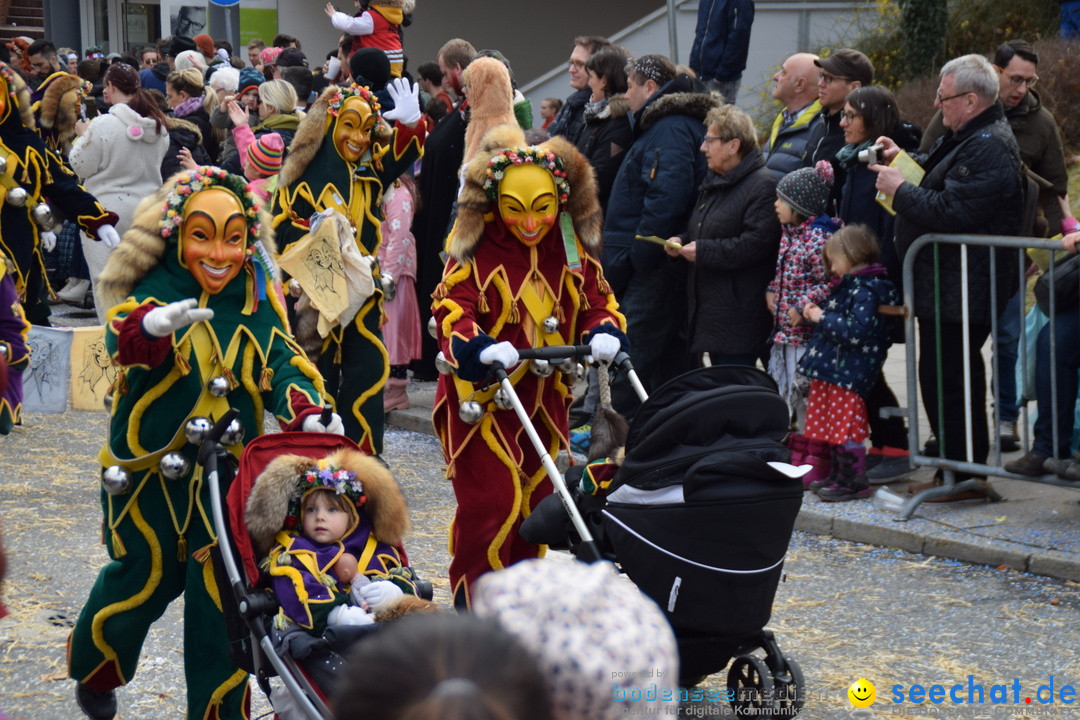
[246,447,423,634]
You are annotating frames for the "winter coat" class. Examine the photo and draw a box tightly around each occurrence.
[575,95,633,214]
[762,100,822,180]
[689,0,754,82]
[160,116,211,181]
[922,89,1067,235]
[798,264,898,397]
[69,103,169,237]
[602,77,718,296]
[138,63,169,94]
[803,109,846,207]
[893,103,1023,324]
[766,214,841,346]
[222,112,299,175]
[685,148,781,358]
[547,87,591,146]
[173,103,219,165]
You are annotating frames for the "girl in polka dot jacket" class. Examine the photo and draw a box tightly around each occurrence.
[795,224,898,502]
[765,160,841,420]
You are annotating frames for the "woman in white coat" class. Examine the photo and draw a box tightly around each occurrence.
[70,63,170,321]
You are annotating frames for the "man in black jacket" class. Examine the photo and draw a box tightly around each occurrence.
[547,35,611,146]
[872,54,1023,500]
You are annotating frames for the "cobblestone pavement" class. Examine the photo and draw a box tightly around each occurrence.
[2,410,1079,719]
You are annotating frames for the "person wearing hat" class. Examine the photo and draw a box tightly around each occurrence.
[765,159,841,432]
[803,48,874,194]
[192,33,217,65]
[274,47,308,78]
[67,166,340,720]
[239,131,284,203]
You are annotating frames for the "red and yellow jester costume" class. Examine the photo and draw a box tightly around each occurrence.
[432,125,626,608]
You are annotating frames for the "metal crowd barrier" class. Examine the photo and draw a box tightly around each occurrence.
[896,233,1076,520]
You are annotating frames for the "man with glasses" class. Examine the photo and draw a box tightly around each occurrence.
[921,40,1076,457]
[803,48,873,181]
[547,35,611,145]
[871,54,1023,501]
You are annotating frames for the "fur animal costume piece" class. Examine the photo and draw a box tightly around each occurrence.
[68,167,327,720]
[32,71,89,156]
[432,124,626,608]
[461,57,517,165]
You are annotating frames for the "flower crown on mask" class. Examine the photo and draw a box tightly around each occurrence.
[284,459,366,530]
[482,148,570,205]
[0,64,19,100]
[160,166,276,281]
[326,84,381,119]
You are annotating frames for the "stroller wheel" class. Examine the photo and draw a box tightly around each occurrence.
[727,655,774,716]
[771,657,804,717]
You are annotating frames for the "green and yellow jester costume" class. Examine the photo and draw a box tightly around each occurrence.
[273,83,425,455]
[67,168,330,720]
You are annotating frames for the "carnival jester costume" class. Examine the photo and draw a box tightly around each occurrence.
[432,125,627,608]
[0,62,118,325]
[273,79,425,455]
[0,249,28,434]
[67,167,341,720]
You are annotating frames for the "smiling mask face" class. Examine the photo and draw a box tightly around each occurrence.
[497,163,558,247]
[332,95,376,163]
[180,188,248,295]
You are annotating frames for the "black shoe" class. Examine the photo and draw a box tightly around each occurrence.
[922,435,939,457]
[76,683,117,720]
[1004,451,1049,477]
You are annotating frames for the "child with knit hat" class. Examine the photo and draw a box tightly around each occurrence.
[208,67,262,163]
[765,160,841,470]
[241,132,285,204]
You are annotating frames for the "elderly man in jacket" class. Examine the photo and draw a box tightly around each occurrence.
[871,54,1023,501]
[762,53,822,179]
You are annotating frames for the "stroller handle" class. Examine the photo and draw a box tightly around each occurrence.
[198,408,240,466]
[516,345,593,361]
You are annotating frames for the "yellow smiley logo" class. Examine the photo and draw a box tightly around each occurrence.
[848,678,876,708]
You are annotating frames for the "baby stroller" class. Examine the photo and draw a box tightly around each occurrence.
[201,410,433,720]
[511,351,806,718]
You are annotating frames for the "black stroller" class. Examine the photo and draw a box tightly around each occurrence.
[517,356,806,718]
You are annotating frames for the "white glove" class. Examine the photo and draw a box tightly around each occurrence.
[589,333,620,363]
[142,298,214,338]
[479,341,519,368]
[382,77,421,126]
[97,224,121,249]
[327,604,375,627]
[356,579,403,612]
[303,412,345,434]
[39,231,56,252]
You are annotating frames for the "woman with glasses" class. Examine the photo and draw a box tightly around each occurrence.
[69,63,169,321]
[834,84,921,480]
[664,104,780,368]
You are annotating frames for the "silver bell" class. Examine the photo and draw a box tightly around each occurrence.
[159,452,191,481]
[220,417,245,446]
[427,316,438,339]
[557,358,577,375]
[184,416,214,445]
[458,400,484,424]
[435,351,452,375]
[530,358,554,377]
[494,388,514,410]
[31,203,57,230]
[568,362,588,387]
[0,344,7,358]
[542,316,559,335]
[0,156,7,175]
[102,465,132,495]
[103,392,113,411]
[6,187,28,207]
[207,376,230,397]
[381,272,397,302]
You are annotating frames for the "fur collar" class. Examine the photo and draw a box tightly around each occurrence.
[165,115,203,143]
[447,123,602,262]
[245,447,411,558]
[639,91,719,133]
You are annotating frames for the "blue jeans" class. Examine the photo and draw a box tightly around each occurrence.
[994,290,1023,423]
[1034,308,1080,458]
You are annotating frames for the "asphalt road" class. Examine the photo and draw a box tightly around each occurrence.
[1,410,1078,720]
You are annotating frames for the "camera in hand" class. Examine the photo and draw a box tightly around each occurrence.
[858,144,884,165]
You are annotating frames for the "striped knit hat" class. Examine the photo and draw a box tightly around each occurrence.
[247,132,284,176]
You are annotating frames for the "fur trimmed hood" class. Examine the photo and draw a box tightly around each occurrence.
[639,90,720,133]
[447,123,602,263]
[245,447,411,558]
[165,115,204,144]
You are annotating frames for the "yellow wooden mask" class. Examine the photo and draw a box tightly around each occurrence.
[497,163,558,247]
[180,188,248,295]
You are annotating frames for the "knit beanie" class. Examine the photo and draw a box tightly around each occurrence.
[247,132,284,176]
[472,560,678,720]
[193,33,215,58]
[237,67,264,97]
[776,160,835,218]
[260,46,283,67]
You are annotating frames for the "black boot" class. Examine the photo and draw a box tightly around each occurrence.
[76,682,117,720]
